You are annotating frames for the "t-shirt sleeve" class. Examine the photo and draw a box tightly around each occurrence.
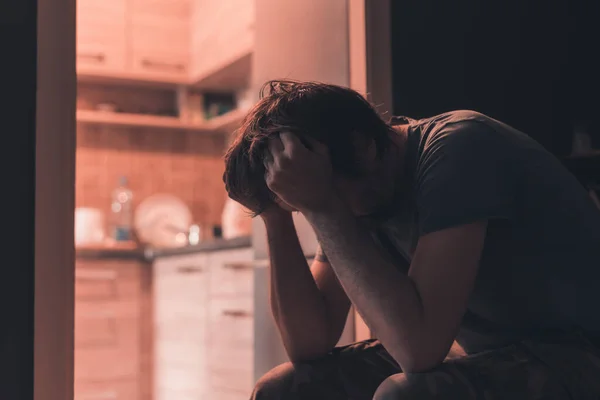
[416,121,516,236]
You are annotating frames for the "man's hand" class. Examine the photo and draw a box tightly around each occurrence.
[264,132,336,213]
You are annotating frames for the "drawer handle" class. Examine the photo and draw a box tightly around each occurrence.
[222,309,252,318]
[77,52,105,62]
[177,266,204,274]
[141,59,185,71]
[223,262,253,271]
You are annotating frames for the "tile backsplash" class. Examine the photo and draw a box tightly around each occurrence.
[76,84,229,227]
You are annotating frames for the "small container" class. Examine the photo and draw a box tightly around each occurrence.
[188,224,201,245]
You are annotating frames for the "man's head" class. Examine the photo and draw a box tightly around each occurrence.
[223,80,402,217]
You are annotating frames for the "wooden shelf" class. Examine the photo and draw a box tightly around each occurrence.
[77,108,248,133]
[77,67,189,88]
[205,108,248,133]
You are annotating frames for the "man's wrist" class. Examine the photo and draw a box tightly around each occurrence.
[301,194,345,218]
[260,207,293,225]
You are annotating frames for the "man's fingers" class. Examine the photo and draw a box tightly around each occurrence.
[267,135,285,156]
[263,150,274,168]
[279,131,306,155]
[302,136,328,156]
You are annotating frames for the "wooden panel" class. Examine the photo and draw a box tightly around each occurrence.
[76,0,127,72]
[130,0,191,80]
[74,259,151,400]
[75,261,140,301]
[208,248,254,297]
[74,380,138,400]
[191,0,254,85]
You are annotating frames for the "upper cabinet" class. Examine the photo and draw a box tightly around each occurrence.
[130,0,191,82]
[76,0,128,73]
[76,0,254,87]
[190,0,254,89]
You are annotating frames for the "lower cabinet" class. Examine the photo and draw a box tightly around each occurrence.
[74,258,152,400]
[153,247,254,400]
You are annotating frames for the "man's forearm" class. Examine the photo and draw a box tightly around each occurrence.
[263,213,333,361]
[303,199,437,372]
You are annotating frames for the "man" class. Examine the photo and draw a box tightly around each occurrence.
[223,80,600,399]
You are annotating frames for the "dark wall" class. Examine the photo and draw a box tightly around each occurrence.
[391,0,599,156]
[0,1,37,400]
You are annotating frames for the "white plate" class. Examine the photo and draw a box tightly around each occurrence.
[134,193,192,248]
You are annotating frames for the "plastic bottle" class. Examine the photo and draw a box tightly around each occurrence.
[110,176,133,241]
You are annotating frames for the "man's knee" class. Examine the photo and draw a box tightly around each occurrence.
[373,369,473,400]
[373,373,411,400]
[251,362,295,399]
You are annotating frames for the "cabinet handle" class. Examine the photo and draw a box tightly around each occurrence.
[223,262,253,271]
[222,309,252,318]
[141,59,185,71]
[77,52,105,62]
[176,266,204,274]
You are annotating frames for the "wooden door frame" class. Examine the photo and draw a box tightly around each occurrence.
[348,0,392,341]
[34,0,390,396]
[35,0,77,399]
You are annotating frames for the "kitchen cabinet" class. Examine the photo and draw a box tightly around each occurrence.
[190,0,254,85]
[153,246,254,400]
[74,258,151,400]
[76,0,128,73]
[130,0,191,81]
[153,253,209,400]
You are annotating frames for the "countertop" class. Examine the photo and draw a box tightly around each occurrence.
[76,236,252,261]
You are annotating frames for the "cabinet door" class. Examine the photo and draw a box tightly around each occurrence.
[191,0,254,81]
[76,0,128,72]
[153,253,209,400]
[129,0,191,81]
[74,260,144,400]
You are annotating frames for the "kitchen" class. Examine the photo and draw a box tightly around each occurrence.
[72,1,367,400]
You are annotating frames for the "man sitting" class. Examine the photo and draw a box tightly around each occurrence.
[223,80,600,399]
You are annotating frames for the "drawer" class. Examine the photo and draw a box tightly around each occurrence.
[155,339,206,370]
[155,386,205,400]
[208,248,253,297]
[208,297,253,345]
[75,261,140,301]
[209,364,253,393]
[75,325,139,380]
[155,364,207,394]
[75,299,139,345]
[207,298,254,393]
[154,317,206,343]
[74,379,138,400]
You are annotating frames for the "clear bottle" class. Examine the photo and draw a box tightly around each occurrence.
[110,176,133,242]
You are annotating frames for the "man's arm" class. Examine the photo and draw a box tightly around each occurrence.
[263,210,351,362]
[304,203,485,372]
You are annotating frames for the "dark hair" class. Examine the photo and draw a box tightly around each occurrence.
[223,80,394,216]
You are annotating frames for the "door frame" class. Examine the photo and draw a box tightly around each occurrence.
[348,0,392,341]
[35,0,76,399]
[35,0,391,396]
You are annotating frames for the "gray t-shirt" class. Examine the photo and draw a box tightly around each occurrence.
[365,110,600,353]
